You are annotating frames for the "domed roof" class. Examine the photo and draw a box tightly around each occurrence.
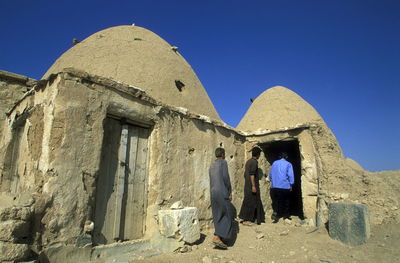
[43,25,220,120]
[237,86,324,131]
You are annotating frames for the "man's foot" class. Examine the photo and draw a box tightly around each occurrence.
[212,236,227,249]
[241,221,253,226]
[284,218,292,225]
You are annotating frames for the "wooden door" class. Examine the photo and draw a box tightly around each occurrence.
[93,118,149,244]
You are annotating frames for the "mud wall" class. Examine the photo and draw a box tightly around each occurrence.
[0,70,246,251]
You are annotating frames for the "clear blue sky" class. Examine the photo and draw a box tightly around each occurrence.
[1,0,399,171]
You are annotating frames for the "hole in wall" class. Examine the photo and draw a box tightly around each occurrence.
[175,80,185,92]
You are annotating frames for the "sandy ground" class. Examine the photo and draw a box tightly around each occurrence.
[135,217,400,263]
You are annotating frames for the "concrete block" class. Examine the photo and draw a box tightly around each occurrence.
[158,207,200,244]
[328,203,370,246]
[0,241,30,261]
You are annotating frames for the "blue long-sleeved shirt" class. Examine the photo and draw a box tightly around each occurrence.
[269,158,294,189]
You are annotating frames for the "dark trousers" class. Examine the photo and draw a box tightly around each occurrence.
[270,188,291,219]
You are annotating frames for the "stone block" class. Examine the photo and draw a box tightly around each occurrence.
[0,220,31,242]
[328,203,370,246]
[158,207,200,244]
[40,244,91,263]
[76,233,92,248]
[91,239,151,260]
[0,241,30,261]
[0,206,33,221]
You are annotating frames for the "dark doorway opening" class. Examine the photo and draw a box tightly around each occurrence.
[260,140,304,219]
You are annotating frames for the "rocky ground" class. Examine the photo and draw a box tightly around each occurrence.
[135,217,400,263]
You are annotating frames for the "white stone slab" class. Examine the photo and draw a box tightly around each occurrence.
[158,207,200,244]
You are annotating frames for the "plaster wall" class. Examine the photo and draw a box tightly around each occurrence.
[0,71,246,250]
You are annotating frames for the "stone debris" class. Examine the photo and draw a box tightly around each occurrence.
[284,218,292,225]
[279,230,289,236]
[256,233,265,239]
[170,200,184,210]
[177,245,191,253]
[84,220,94,233]
[202,256,212,263]
[340,193,350,199]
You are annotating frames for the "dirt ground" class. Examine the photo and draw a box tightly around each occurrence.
[135,217,400,263]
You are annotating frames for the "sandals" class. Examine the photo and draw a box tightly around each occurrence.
[212,240,228,249]
[241,221,253,226]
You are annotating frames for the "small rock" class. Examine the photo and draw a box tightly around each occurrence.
[170,201,184,209]
[202,256,212,263]
[279,230,289,236]
[256,233,264,239]
[289,251,295,256]
[284,219,292,225]
[179,246,189,253]
[340,193,349,199]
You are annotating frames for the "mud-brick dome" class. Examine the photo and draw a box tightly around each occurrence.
[43,25,220,120]
[237,86,324,131]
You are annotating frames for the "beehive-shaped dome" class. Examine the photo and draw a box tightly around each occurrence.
[44,25,220,120]
[238,86,324,131]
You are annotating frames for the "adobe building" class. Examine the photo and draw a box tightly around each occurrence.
[0,25,398,262]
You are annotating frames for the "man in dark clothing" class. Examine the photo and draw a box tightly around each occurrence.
[239,147,265,225]
[209,147,234,249]
[269,152,294,223]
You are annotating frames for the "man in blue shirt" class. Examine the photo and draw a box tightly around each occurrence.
[269,152,294,223]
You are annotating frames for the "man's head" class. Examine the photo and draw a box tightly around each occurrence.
[279,152,288,159]
[252,147,262,159]
[215,147,225,159]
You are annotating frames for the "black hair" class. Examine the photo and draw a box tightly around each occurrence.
[215,147,225,158]
[279,152,288,159]
[252,147,262,157]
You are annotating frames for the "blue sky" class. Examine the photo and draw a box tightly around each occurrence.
[1,0,399,171]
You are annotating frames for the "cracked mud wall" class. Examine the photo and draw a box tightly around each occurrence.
[1,71,247,251]
[147,109,246,234]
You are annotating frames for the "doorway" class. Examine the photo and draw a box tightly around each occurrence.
[260,139,304,219]
[93,117,150,244]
